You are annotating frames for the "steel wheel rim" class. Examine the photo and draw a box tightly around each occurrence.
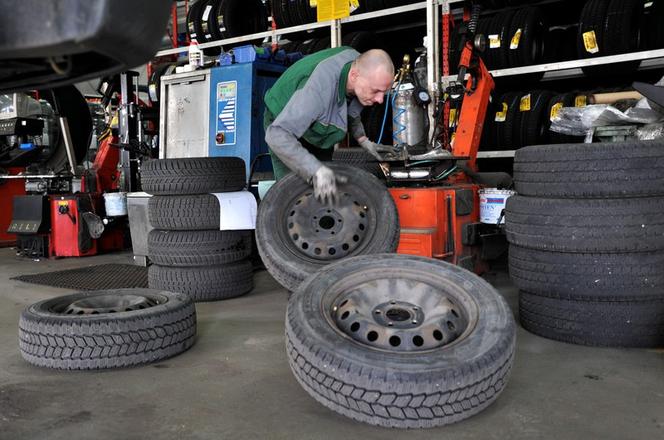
[328,276,477,352]
[286,191,371,261]
[53,294,162,315]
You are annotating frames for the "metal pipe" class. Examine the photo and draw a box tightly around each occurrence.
[58,116,77,175]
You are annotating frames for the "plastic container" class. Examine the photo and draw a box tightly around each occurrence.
[104,192,128,217]
[479,189,515,224]
[188,40,204,68]
[233,45,257,63]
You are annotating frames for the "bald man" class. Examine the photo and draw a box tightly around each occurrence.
[264,47,395,203]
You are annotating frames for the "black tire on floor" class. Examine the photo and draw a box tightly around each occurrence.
[519,291,664,348]
[513,141,664,198]
[509,245,664,300]
[515,90,555,148]
[286,254,516,428]
[149,194,222,230]
[140,157,246,195]
[332,148,383,178]
[148,229,252,267]
[256,164,400,292]
[505,195,664,253]
[148,260,254,302]
[18,289,196,370]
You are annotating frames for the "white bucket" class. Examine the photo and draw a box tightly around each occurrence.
[104,192,128,217]
[479,189,515,224]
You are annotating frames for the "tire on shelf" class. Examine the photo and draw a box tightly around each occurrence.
[515,90,555,148]
[256,164,400,292]
[140,157,246,195]
[186,0,205,43]
[506,7,546,68]
[509,245,664,300]
[505,195,664,253]
[198,0,222,56]
[545,93,585,144]
[213,0,269,48]
[493,91,522,150]
[491,10,516,70]
[286,254,516,428]
[19,289,196,370]
[148,261,254,302]
[519,291,664,348]
[147,229,252,266]
[513,140,664,198]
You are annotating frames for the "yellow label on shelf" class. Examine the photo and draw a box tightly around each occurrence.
[349,0,359,12]
[520,94,531,112]
[449,108,458,128]
[489,34,501,49]
[495,102,508,122]
[550,102,563,121]
[310,0,317,7]
[575,95,587,107]
[583,30,599,54]
[510,29,522,49]
[317,0,350,21]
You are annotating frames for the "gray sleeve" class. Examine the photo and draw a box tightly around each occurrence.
[347,98,366,141]
[264,88,325,181]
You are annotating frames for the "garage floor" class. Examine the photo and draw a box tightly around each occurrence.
[0,247,662,440]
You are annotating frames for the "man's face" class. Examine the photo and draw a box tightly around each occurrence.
[353,68,393,106]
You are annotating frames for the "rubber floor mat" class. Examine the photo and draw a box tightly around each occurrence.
[12,264,148,290]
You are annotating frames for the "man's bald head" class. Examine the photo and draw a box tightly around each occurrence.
[354,49,395,78]
[347,49,395,106]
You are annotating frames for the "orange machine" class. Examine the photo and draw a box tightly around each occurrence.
[387,1,504,273]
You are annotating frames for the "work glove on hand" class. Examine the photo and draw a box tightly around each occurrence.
[359,138,396,161]
[312,165,347,205]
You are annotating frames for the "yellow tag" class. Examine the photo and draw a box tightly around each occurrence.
[510,29,522,49]
[317,0,349,21]
[489,34,501,49]
[450,132,456,147]
[550,102,563,121]
[495,102,508,122]
[349,0,359,12]
[110,113,119,129]
[583,30,599,54]
[575,95,587,108]
[449,108,458,128]
[58,201,68,207]
[309,0,317,7]
[520,94,531,112]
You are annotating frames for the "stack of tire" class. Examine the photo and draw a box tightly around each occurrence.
[505,141,664,347]
[141,157,255,302]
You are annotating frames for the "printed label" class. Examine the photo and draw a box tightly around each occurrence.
[550,102,563,121]
[583,30,599,54]
[449,108,458,128]
[520,94,531,112]
[216,81,237,146]
[510,29,522,49]
[495,102,508,122]
[202,4,212,21]
[575,95,587,108]
[489,34,501,49]
[350,0,359,12]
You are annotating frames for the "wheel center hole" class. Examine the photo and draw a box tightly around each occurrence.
[319,215,336,230]
[385,308,410,322]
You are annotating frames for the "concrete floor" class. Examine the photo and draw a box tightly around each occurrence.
[0,247,662,440]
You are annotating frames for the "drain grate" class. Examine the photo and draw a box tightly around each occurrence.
[12,264,148,290]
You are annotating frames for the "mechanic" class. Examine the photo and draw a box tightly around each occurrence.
[264,47,395,203]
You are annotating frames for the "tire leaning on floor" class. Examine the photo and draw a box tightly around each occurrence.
[256,164,400,292]
[18,289,196,370]
[286,254,516,428]
[140,157,246,195]
[147,229,252,266]
[505,195,664,253]
[518,291,664,348]
[513,141,664,198]
[148,260,254,302]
